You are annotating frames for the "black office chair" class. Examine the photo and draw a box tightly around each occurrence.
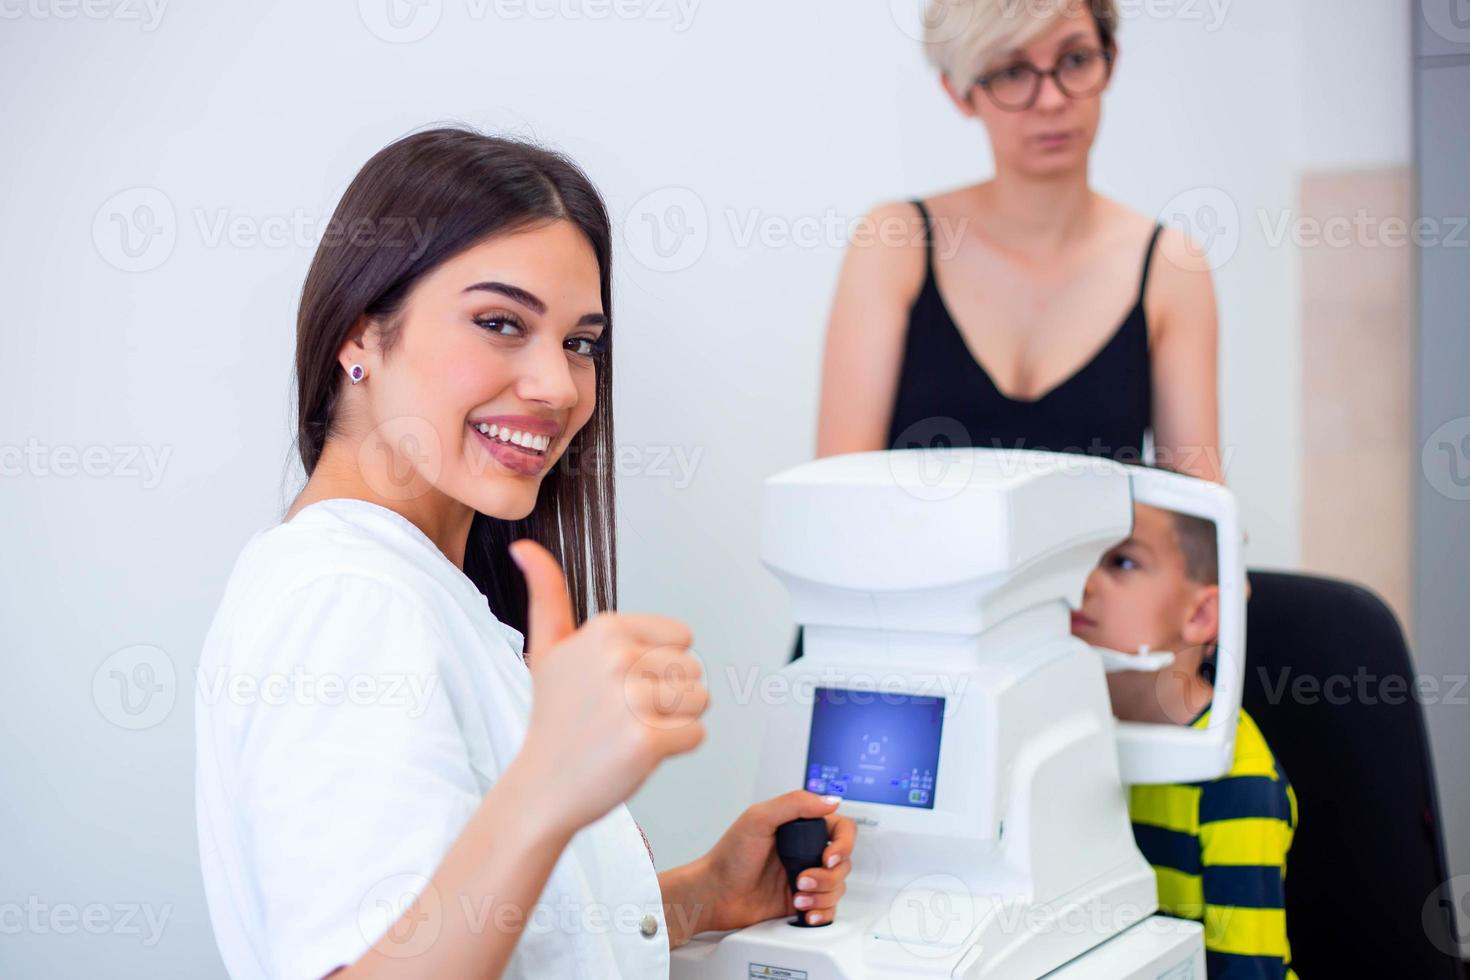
[1242,570,1463,979]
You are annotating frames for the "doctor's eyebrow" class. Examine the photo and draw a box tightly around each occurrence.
[463,281,607,327]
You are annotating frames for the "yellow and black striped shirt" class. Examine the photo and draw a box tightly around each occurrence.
[1129,708,1298,979]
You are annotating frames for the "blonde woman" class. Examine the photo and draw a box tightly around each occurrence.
[818,0,1222,483]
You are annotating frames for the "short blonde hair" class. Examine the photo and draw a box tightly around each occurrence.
[921,0,1118,86]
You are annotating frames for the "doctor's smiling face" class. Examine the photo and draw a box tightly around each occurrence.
[293,129,618,628]
[337,219,606,522]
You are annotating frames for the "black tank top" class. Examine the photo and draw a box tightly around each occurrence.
[886,200,1163,463]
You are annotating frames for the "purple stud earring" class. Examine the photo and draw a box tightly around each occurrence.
[348,364,365,385]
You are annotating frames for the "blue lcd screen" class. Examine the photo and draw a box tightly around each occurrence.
[803,687,945,809]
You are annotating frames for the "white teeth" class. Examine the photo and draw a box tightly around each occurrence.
[474,423,551,452]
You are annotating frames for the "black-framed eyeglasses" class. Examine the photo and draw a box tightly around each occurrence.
[972,46,1115,111]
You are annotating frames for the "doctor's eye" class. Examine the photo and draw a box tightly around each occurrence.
[564,334,607,359]
[473,312,526,338]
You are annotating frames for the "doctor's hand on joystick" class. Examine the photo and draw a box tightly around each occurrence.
[676,791,856,932]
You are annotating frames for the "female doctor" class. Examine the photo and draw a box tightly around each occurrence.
[194,127,855,979]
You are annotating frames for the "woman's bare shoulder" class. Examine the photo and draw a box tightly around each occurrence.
[1097,195,1212,276]
[839,198,932,302]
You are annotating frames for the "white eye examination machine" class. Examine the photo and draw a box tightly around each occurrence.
[671,449,1246,979]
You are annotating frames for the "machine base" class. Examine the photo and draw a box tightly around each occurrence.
[671,915,1204,980]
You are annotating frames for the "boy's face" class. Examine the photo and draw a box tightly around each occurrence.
[1071,503,1217,654]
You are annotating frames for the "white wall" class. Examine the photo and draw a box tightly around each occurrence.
[1,2,1340,975]
[1300,0,1414,171]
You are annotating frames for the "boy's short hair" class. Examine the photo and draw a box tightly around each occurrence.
[1170,512,1218,586]
[921,0,1120,86]
[1129,460,1218,586]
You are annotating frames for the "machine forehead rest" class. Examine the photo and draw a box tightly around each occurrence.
[761,449,1134,593]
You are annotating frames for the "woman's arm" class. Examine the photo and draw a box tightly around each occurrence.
[815,202,928,458]
[1147,225,1224,484]
[333,761,576,979]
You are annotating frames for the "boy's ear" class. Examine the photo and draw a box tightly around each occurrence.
[1180,584,1220,648]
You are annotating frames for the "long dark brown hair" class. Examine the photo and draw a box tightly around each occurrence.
[293,126,616,637]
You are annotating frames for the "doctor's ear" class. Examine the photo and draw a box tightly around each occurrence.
[336,315,383,384]
[940,73,980,119]
[1180,585,1220,647]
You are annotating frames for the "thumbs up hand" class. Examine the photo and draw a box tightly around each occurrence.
[509,540,708,836]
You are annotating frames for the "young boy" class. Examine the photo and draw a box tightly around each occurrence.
[1071,502,1299,980]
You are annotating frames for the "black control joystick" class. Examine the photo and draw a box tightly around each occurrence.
[775,817,832,928]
